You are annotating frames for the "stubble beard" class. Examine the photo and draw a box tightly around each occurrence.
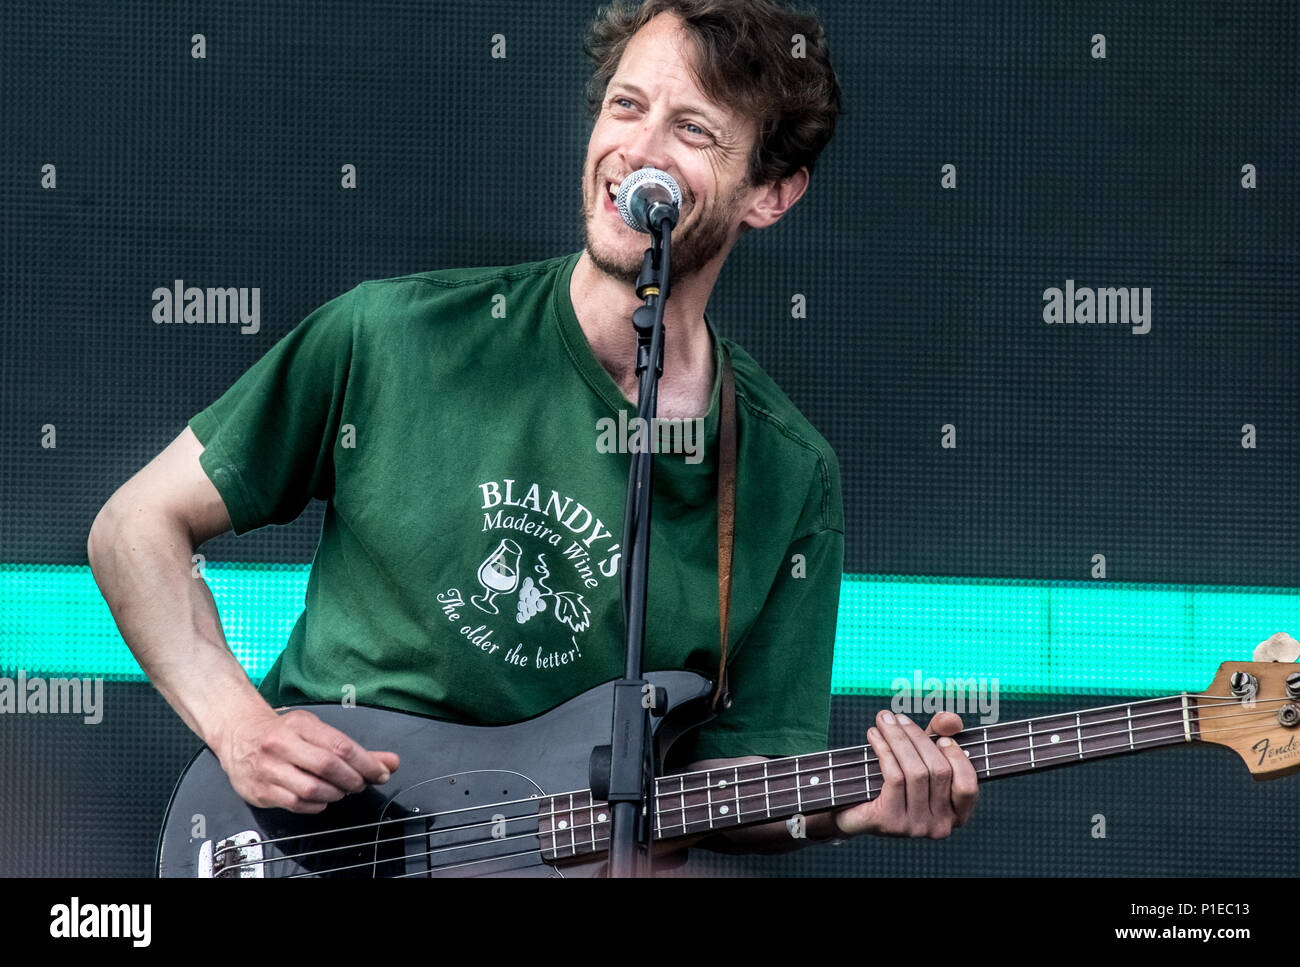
[581,177,747,286]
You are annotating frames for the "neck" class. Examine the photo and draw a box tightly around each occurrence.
[569,249,716,408]
[538,692,1197,860]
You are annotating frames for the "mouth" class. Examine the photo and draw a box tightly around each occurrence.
[602,178,622,217]
[600,176,689,226]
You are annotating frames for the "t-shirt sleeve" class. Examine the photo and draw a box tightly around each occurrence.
[673,523,844,762]
[187,286,359,535]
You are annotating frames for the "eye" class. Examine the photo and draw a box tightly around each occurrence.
[612,96,635,110]
[682,121,709,138]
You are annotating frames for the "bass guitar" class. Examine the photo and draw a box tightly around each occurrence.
[157,655,1300,877]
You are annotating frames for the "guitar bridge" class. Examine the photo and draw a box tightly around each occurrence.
[198,831,265,878]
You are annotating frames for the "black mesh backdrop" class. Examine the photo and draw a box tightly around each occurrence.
[1,0,1297,876]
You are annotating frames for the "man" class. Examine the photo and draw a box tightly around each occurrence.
[88,0,976,861]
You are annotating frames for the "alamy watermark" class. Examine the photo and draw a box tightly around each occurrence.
[151,280,260,334]
[1042,279,1151,334]
[890,670,1000,725]
[50,897,150,946]
[595,411,704,465]
[0,670,103,724]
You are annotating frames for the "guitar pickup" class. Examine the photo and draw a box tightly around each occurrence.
[198,831,265,878]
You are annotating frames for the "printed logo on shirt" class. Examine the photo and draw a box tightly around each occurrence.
[434,478,622,673]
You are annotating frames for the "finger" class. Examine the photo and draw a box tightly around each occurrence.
[864,725,908,835]
[876,711,932,835]
[290,712,394,786]
[895,713,953,832]
[277,726,370,794]
[938,736,980,827]
[925,711,965,737]
[261,760,349,813]
[243,715,362,800]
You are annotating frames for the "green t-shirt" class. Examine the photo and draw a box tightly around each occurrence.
[189,251,843,762]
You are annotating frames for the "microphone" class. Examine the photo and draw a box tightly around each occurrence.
[615,166,682,233]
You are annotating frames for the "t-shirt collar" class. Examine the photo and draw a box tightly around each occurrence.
[550,250,722,463]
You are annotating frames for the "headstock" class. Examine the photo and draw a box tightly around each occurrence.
[1194,652,1300,780]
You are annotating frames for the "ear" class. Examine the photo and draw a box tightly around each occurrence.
[740,166,811,231]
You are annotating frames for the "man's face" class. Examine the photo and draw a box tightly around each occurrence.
[580,12,760,284]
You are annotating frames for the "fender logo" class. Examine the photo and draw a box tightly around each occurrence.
[1252,734,1299,767]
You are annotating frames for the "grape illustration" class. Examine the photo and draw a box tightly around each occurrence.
[516,576,547,623]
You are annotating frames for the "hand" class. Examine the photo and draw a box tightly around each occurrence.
[832,710,978,839]
[216,706,401,813]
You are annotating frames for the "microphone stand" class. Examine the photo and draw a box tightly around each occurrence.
[593,214,674,878]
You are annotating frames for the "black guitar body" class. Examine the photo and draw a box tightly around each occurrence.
[157,671,715,878]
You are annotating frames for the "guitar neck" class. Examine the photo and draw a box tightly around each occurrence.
[538,692,1198,860]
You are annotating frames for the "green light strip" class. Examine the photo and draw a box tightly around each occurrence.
[1,564,1295,695]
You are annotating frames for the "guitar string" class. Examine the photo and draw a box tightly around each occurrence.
[214,692,1213,865]
[210,694,1292,871]
[211,700,1286,876]
[211,690,1291,864]
[263,713,1287,878]
[282,825,565,878]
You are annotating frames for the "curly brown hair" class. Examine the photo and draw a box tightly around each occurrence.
[583,0,843,189]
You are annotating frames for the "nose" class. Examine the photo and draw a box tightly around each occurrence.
[620,114,672,174]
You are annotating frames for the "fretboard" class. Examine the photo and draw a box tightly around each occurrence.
[537,693,1197,861]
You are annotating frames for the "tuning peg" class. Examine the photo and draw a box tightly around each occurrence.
[1286,673,1300,700]
[1229,671,1258,698]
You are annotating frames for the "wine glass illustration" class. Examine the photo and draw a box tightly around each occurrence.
[471,539,522,614]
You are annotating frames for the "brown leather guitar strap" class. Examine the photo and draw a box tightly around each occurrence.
[713,345,736,714]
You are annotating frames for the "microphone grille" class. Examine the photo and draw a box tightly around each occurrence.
[615,166,682,231]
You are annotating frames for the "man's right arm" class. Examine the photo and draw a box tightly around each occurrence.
[87,425,397,813]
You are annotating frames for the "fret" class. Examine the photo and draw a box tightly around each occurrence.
[549,796,556,857]
[1078,705,1110,758]
[655,788,661,840]
[765,755,800,818]
[795,756,804,813]
[1037,713,1080,768]
[1180,694,1191,742]
[678,775,687,834]
[802,754,828,811]
[983,721,1033,776]
[846,746,870,802]
[734,761,767,827]
[825,749,850,806]
[1027,721,1034,768]
[763,760,771,819]
[863,745,872,799]
[589,792,597,854]
[1146,697,1192,747]
[1126,704,1134,749]
[569,793,576,857]
[713,773,731,822]
[669,774,713,835]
